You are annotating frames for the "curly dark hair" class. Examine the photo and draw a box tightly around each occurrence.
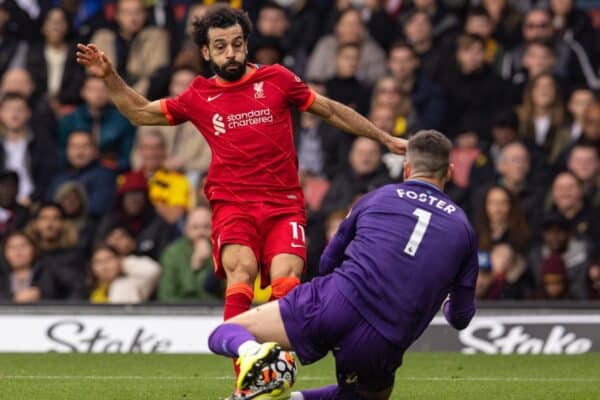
[192,4,253,48]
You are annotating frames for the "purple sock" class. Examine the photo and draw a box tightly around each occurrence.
[301,385,339,400]
[208,323,256,358]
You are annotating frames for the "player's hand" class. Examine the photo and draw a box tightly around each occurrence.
[384,136,408,155]
[76,43,113,78]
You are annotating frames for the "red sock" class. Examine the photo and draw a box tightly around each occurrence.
[224,283,253,380]
[269,276,300,301]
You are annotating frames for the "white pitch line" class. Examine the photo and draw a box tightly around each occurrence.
[0,376,598,383]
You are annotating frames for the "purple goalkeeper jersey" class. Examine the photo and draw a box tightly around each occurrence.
[320,180,478,349]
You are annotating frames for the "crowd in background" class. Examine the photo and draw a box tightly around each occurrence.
[0,0,599,304]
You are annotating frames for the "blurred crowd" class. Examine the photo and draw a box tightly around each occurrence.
[0,0,599,304]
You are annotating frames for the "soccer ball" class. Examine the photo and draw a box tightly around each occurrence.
[252,351,297,389]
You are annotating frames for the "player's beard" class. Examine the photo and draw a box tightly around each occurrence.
[211,58,247,82]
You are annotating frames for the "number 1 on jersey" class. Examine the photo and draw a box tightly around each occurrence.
[403,208,432,256]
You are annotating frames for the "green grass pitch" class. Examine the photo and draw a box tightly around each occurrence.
[0,353,599,399]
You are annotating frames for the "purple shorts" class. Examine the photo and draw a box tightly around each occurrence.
[279,274,404,392]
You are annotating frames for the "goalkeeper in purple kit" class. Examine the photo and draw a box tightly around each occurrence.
[209,130,478,400]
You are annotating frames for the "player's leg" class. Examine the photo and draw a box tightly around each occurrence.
[209,299,293,392]
[261,208,307,301]
[221,244,259,320]
[211,202,261,321]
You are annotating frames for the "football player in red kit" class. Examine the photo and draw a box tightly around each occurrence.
[76,3,406,349]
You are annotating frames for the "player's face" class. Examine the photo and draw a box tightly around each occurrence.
[203,24,248,82]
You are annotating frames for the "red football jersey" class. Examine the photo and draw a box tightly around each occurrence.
[160,63,315,204]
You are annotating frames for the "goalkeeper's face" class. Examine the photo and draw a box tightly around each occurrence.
[203,24,248,82]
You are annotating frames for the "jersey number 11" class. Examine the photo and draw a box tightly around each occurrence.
[403,208,432,256]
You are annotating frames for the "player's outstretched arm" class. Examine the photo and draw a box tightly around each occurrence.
[76,43,168,126]
[307,93,407,155]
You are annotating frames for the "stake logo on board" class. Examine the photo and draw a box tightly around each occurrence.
[459,320,592,355]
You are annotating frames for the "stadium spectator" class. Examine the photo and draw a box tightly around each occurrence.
[464,6,504,73]
[370,75,421,138]
[102,225,137,257]
[577,101,600,152]
[95,171,177,260]
[0,3,28,77]
[479,243,535,300]
[89,244,160,303]
[0,68,57,132]
[399,0,459,38]
[470,142,546,228]
[131,130,192,225]
[0,171,30,239]
[566,143,600,208]
[325,43,368,113]
[549,0,596,58]
[508,40,558,104]
[528,213,590,299]
[566,87,595,141]
[400,10,451,81]
[439,33,509,140]
[171,3,210,76]
[137,67,211,178]
[24,202,86,300]
[386,41,445,130]
[0,231,41,303]
[0,92,58,204]
[516,72,570,166]
[501,8,597,90]
[538,252,570,299]
[247,2,309,70]
[90,0,170,96]
[26,7,85,113]
[547,171,596,241]
[249,35,285,66]
[52,181,96,256]
[47,131,116,219]
[58,75,136,171]
[158,206,223,302]
[295,85,352,180]
[479,0,523,49]
[306,8,386,85]
[468,109,521,190]
[321,137,391,215]
[476,185,531,253]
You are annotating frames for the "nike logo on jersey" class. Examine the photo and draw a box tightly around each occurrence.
[207,93,223,102]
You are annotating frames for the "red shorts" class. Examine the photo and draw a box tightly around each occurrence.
[211,199,307,288]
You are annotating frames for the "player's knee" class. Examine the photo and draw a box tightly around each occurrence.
[270,254,304,280]
[222,254,257,284]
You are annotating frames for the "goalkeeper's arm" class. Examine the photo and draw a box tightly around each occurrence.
[443,285,476,330]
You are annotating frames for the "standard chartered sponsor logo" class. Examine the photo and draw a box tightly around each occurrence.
[212,109,273,136]
[212,113,225,136]
[226,108,273,129]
